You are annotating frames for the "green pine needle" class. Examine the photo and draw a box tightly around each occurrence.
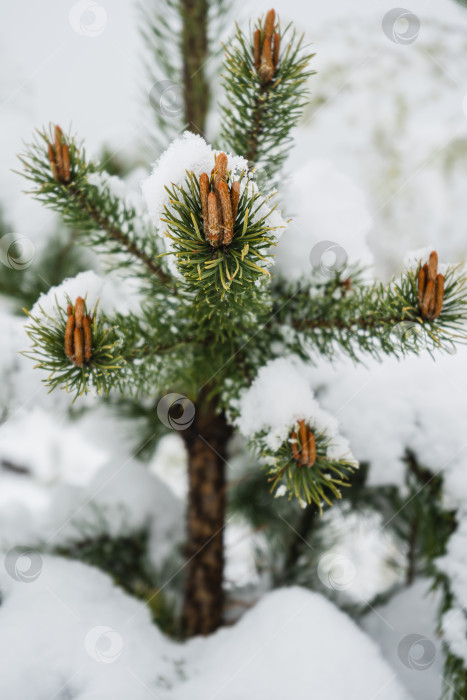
[161,168,283,304]
[220,17,315,185]
[23,296,124,401]
[259,428,358,513]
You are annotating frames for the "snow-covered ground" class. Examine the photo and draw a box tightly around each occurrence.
[1,0,467,698]
[0,556,413,700]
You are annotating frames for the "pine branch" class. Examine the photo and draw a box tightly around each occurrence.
[160,160,284,336]
[220,12,315,185]
[24,295,123,400]
[17,125,174,290]
[272,262,467,361]
[255,421,358,511]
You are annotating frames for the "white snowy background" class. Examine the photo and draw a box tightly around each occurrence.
[1,0,467,698]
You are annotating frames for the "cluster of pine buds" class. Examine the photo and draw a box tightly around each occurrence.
[254,9,280,84]
[290,420,317,468]
[417,251,444,320]
[47,125,71,184]
[64,297,92,367]
[199,153,240,247]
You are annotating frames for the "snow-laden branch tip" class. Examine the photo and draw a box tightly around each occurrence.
[234,356,357,509]
[141,131,285,237]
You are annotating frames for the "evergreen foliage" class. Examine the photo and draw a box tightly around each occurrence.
[220,13,315,185]
[8,0,467,687]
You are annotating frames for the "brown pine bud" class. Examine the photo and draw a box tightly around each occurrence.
[433,274,445,319]
[307,431,317,468]
[207,192,221,246]
[47,144,59,182]
[211,152,228,192]
[230,181,240,224]
[74,327,84,367]
[298,420,309,467]
[421,280,435,318]
[417,266,426,308]
[199,173,210,238]
[67,304,73,317]
[428,282,437,317]
[272,32,280,69]
[218,181,234,245]
[83,315,93,362]
[427,250,438,282]
[74,296,85,328]
[64,315,75,362]
[254,29,261,72]
[62,143,71,183]
[290,431,299,462]
[54,126,64,180]
[259,38,274,84]
[264,9,276,43]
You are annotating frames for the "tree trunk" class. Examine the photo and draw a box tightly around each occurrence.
[180,0,210,136]
[181,405,232,637]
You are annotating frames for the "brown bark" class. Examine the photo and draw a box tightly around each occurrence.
[180,0,210,136]
[181,404,233,637]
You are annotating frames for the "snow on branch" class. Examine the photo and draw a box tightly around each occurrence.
[235,356,357,510]
[142,132,286,303]
[23,271,129,400]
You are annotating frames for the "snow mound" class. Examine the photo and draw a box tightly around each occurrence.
[274,159,373,282]
[0,555,176,700]
[0,561,413,700]
[174,587,413,700]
